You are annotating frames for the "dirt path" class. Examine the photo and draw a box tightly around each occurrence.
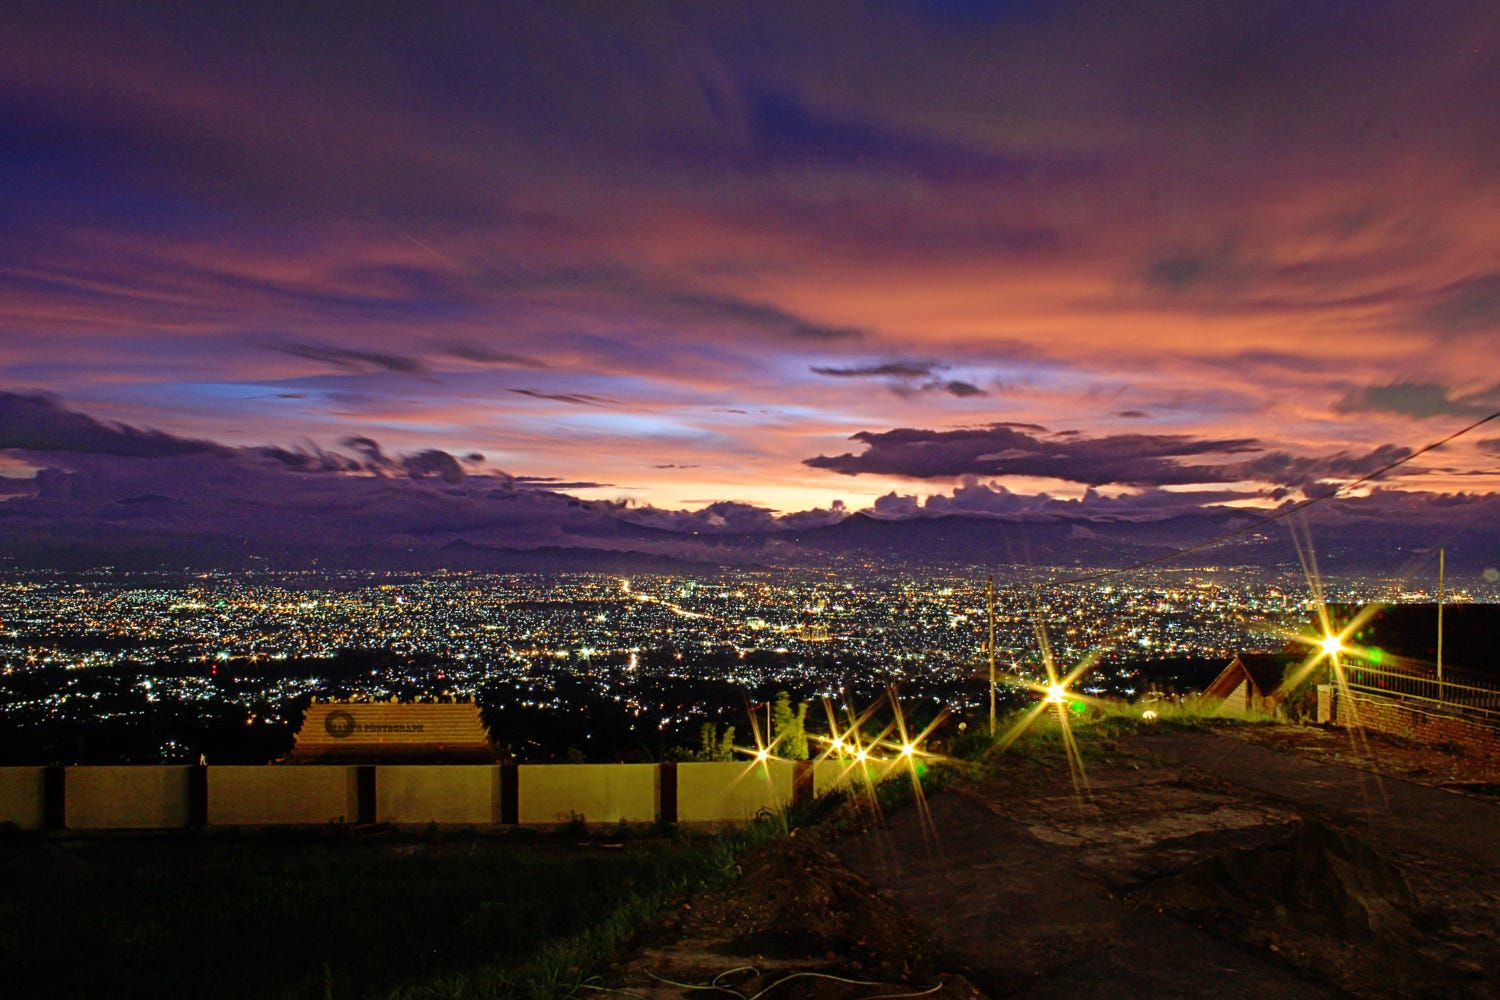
[1137,729,1500,970]
[837,766,1337,998]
[835,729,1497,997]
[611,727,1498,997]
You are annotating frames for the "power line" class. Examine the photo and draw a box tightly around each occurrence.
[1057,409,1500,586]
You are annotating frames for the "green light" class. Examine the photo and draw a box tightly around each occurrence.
[1069,699,1087,714]
[1366,647,1383,665]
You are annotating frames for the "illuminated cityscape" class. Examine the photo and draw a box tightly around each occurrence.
[0,566,1484,763]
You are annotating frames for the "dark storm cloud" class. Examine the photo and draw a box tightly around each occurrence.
[685,87,1093,185]
[1422,273,1500,335]
[271,342,429,376]
[508,389,615,407]
[806,424,1261,485]
[873,477,1263,524]
[891,379,988,399]
[336,437,467,481]
[255,444,364,473]
[513,476,613,490]
[0,392,228,458]
[810,361,986,398]
[1334,382,1500,418]
[0,393,484,488]
[665,290,865,342]
[0,395,829,562]
[1145,253,1215,291]
[399,449,467,484]
[1235,443,1412,491]
[621,498,846,534]
[439,342,547,368]
[472,263,870,344]
[805,423,1406,490]
[811,361,940,379]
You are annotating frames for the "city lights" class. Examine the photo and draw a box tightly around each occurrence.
[0,566,1456,765]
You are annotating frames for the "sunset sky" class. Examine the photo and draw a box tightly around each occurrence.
[4,2,1498,522]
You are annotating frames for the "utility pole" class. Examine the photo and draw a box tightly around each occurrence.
[1437,548,1445,702]
[987,575,996,738]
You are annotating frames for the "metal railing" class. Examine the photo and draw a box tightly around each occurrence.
[1339,660,1500,724]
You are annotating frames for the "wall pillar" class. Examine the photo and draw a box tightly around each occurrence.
[658,761,677,825]
[499,763,519,825]
[43,766,66,831]
[354,766,376,824]
[188,765,209,829]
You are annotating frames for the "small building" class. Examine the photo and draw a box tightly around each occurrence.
[285,701,499,764]
[1203,653,1293,715]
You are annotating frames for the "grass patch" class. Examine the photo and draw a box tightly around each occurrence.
[392,816,788,998]
[0,821,786,1000]
[943,698,1282,772]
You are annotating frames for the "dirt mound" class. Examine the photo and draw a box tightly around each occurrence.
[625,833,984,998]
[724,836,920,970]
[1132,818,1477,997]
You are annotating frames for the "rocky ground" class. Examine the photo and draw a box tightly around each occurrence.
[604,723,1500,998]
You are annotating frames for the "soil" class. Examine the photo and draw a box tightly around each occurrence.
[613,832,987,998]
[1228,722,1500,798]
[607,725,1500,998]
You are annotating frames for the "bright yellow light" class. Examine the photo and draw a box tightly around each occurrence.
[1141,709,1158,722]
[1045,683,1068,704]
[855,749,868,762]
[830,738,844,754]
[754,748,770,762]
[900,742,916,757]
[1319,634,1344,656]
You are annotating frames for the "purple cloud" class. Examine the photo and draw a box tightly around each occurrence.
[806,424,1268,486]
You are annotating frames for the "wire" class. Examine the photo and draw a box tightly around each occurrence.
[643,965,945,999]
[1056,408,1500,586]
[568,980,648,999]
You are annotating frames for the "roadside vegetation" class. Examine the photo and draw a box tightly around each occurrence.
[2,694,1284,999]
[0,820,786,1000]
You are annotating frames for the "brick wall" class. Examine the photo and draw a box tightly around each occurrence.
[1333,689,1500,758]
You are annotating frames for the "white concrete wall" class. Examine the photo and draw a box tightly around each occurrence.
[68,766,191,829]
[208,766,357,826]
[0,767,45,830]
[377,765,497,825]
[678,760,793,822]
[518,764,657,824]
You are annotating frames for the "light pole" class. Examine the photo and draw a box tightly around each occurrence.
[987,576,996,738]
[1437,548,1445,701]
